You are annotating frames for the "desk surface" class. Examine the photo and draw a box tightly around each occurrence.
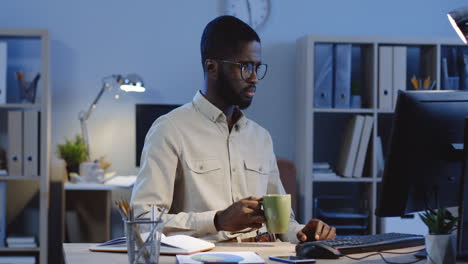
[63,243,456,264]
[64,182,132,191]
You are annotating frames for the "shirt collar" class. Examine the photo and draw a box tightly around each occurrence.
[192,91,248,128]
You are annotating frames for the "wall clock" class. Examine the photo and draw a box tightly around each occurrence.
[225,0,270,30]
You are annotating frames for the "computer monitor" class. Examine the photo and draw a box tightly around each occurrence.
[375,90,468,258]
[135,104,180,166]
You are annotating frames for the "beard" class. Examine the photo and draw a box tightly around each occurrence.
[217,68,254,110]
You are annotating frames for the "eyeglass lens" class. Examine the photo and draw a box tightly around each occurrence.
[241,63,267,80]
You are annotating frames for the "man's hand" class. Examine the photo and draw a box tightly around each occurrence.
[297,219,336,242]
[214,196,265,232]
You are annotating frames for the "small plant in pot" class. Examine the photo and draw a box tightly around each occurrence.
[57,135,88,180]
[419,207,458,264]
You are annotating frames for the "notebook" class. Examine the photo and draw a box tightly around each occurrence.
[89,233,215,255]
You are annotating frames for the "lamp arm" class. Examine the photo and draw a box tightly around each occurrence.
[78,80,113,159]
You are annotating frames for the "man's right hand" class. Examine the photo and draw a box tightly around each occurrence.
[214,196,265,232]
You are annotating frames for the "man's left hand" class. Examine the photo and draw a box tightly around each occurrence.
[296,219,336,242]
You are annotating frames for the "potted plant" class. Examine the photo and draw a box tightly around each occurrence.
[57,135,88,180]
[419,207,458,264]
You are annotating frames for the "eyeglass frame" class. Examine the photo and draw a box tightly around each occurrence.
[210,59,268,81]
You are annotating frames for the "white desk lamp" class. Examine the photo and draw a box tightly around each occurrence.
[79,74,145,159]
[448,7,468,44]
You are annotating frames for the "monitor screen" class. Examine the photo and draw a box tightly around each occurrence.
[135,104,180,167]
[376,90,468,217]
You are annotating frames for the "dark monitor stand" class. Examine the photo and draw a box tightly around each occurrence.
[458,117,468,259]
[375,91,468,260]
[135,104,180,167]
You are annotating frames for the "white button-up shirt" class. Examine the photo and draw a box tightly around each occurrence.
[131,91,303,241]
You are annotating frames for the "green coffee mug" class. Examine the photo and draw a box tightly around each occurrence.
[262,194,291,234]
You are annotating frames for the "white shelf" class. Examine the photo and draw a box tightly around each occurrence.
[296,34,464,235]
[313,177,375,183]
[314,108,374,113]
[0,28,50,264]
[0,104,41,109]
[0,176,41,181]
[0,247,40,252]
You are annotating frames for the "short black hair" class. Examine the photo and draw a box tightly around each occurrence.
[200,16,260,72]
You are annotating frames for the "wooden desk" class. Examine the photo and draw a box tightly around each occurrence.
[64,242,460,264]
[64,183,132,243]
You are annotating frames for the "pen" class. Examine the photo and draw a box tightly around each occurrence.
[411,75,417,89]
[424,76,430,89]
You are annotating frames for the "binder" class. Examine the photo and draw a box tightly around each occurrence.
[462,51,468,91]
[0,42,6,104]
[392,46,407,110]
[376,136,384,177]
[23,111,39,177]
[333,44,352,108]
[336,115,365,177]
[314,44,333,108]
[7,111,23,176]
[378,46,393,110]
[353,115,374,177]
[0,182,5,247]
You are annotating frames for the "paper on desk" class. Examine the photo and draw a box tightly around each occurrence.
[176,251,264,264]
[104,175,137,187]
[90,233,215,255]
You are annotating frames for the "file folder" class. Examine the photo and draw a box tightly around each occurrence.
[378,46,393,110]
[314,44,333,108]
[23,111,39,177]
[353,115,374,177]
[334,44,352,108]
[7,111,22,176]
[0,182,5,247]
[336,115,365,177]
[392,46,407,109]
[0,43,6,104]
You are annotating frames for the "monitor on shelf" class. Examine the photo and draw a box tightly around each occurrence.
[135,104,180,167]
[375,90,468,258]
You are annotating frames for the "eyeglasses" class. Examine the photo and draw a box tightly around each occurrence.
[214,59,268,81]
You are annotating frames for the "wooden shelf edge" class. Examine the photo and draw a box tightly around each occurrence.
[314,108,374,113]
[0,176,41,180]
[313,177,375,182]
[0,247,40,252]
[0,104,41,109]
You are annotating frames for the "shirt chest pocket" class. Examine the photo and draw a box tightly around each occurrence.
[187,159,222,174]
[244,159,271,195]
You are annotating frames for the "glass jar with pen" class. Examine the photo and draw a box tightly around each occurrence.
[116,201,166,264]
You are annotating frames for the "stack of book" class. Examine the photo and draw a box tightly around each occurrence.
[0,256,35,264]
[6,236,36,248]
[336,114,374,178]
[312,163,338,179]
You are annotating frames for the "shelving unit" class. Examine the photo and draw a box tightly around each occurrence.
[295,35,466,235]
[0,29,50,263]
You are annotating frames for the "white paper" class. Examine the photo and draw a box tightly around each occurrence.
[176,251,264,264]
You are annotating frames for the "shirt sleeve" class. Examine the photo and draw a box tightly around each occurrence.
[264,133,304,242]
[130,116,218,237]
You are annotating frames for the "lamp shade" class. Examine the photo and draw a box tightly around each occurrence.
[118,74,145,92]
[448,7,468,44]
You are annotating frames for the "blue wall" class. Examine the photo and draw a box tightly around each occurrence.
[0,0,465,180]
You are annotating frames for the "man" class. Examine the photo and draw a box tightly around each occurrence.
[131,15,336,242]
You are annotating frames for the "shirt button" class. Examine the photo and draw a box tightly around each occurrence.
[200,165,204,170]
[259,167,263,172]
[232,168,236,172]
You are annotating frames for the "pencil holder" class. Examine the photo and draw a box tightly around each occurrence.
[125,218,163,264]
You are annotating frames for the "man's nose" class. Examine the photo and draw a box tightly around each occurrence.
[246,70,258,84]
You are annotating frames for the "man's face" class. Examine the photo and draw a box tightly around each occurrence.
[216,41,261,110]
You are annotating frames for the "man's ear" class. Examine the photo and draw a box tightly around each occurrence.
[205,59,218,79]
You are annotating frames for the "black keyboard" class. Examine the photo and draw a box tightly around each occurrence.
[296,233,425,259]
